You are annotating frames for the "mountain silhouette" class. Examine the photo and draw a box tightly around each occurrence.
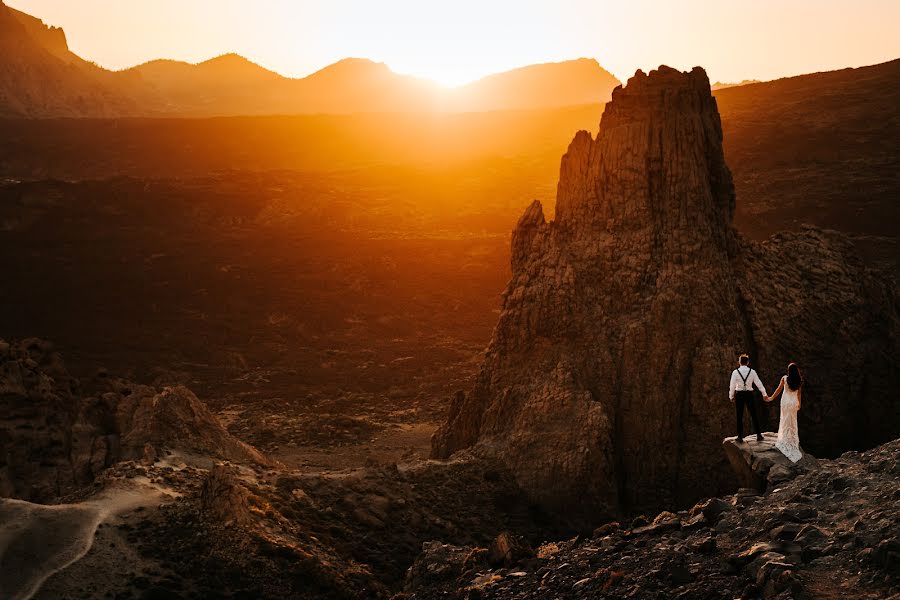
[446,58,619,111]
[0,2,620,117]
[0,1,141,117]
[129,54,291,115]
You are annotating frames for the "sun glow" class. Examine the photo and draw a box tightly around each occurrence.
[388,65,486,88]
[5,0,900,86]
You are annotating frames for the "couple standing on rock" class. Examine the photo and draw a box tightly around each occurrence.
[729,353,805,462]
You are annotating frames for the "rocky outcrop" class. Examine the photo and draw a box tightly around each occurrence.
[404,541,486,592]
[200,463,255,527]
[407,439,900,599]
[431,65,899,522]
[114,383,269,465]
[0,338,269,501]
[722,433,818,493]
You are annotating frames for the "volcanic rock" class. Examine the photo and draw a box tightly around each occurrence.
[722,431,818,493]
[0,338,269,501]
[404,541,483,592]
[406,439,900,599]
[114,383,268,465]
[200,463,255,527]
[431,65,899,521]
[487,531,533,567]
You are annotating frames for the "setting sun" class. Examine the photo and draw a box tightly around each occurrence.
[6,0,900,85]
[395,67,477,89]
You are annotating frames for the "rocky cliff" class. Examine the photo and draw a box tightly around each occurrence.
[431,66,899,522]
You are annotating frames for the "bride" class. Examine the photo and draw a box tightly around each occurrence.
[765,363,804,462]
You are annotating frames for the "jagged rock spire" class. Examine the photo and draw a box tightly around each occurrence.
[431,66,899,524]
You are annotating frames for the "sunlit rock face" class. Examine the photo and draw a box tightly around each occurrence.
[431,66,898,523]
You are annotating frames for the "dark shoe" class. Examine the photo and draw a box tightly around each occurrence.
[756,434,764,442]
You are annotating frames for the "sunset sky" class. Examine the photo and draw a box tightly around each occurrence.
[7,0,900,86]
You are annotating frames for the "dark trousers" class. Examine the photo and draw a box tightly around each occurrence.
[735,390,762,438]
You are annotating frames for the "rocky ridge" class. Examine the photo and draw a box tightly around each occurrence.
[0,337,269,501]
[431,66,899,521]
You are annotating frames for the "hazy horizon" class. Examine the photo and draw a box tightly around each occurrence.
[6,0,900,86]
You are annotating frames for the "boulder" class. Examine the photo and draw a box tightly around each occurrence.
[722,432,817,493]
[404,541,480,591]
[691,497,733,524]
[200,463,254,527]
[592,521,620,538]
[487,531,533,567]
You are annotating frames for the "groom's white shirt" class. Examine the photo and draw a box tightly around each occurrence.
[729,365,767,399]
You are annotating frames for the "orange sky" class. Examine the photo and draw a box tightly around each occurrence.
[7,0,900,86]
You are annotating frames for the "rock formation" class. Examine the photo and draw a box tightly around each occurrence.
[0,338,269,501]
[200,463,256,527]
[407,439,900,599]
[722,433,818,493]
[431,66,899,522]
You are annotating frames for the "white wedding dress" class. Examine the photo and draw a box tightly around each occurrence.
[775,376,803,462]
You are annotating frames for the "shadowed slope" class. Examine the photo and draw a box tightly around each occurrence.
[716,58,900,276]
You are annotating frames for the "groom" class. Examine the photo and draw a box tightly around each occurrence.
[729,353,768,442]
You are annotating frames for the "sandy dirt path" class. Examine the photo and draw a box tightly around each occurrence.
[0,479,173,600]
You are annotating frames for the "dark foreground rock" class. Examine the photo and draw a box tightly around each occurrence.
[0,337,270,501]
[3,449,548,599]
[723,432,818,493]
[402,438,900,599]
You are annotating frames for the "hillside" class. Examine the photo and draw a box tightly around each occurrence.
[0,1,140,117]
[127,56,444,116]
[444,58,620,112]
[716,58,900,273]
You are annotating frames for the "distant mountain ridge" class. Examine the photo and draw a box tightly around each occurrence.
[446,58,618,112]
[0,1,142,117]
[0,2,620,116]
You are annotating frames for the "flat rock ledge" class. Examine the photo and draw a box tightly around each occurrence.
[722,432,818,493]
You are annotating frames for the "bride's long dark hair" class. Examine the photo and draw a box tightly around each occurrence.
[786,362,803,391]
